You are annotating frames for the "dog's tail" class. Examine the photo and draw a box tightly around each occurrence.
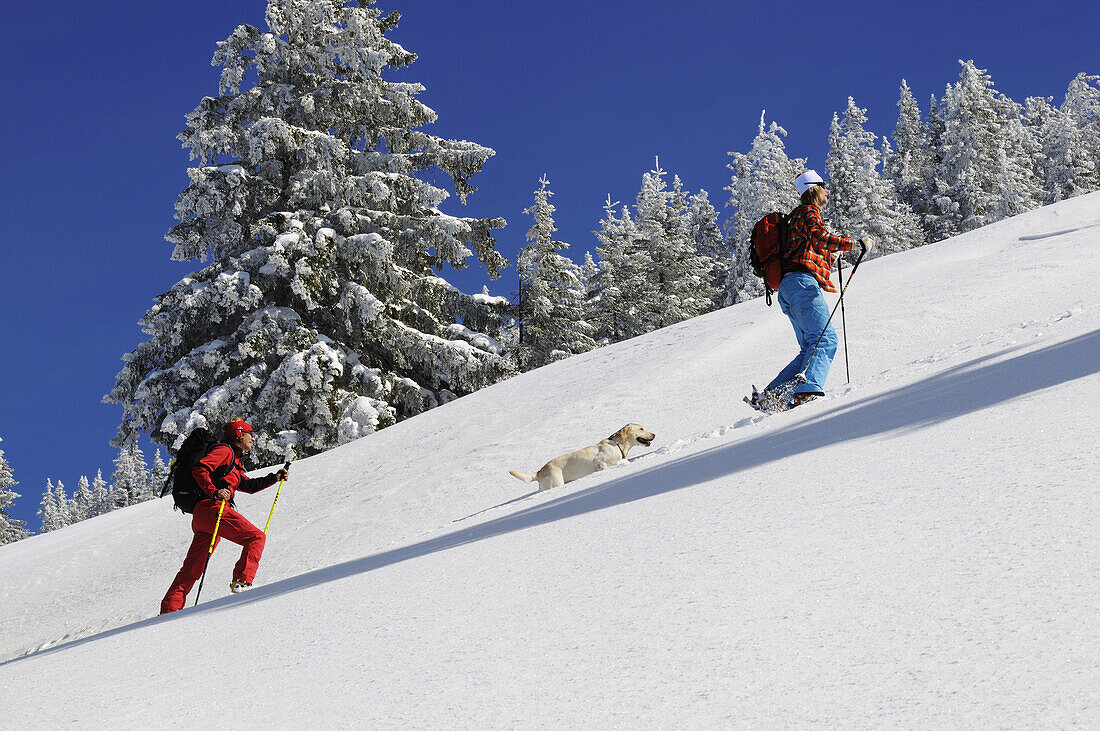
[509,469,537,483]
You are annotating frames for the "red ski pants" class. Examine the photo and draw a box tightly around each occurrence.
[160,500,266,613]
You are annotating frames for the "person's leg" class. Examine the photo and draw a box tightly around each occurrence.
[791,284,837,395]
[766,273,821,394]
[212,507,267,585]
[160,502,224,613]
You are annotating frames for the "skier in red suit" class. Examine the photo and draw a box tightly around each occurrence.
[160,420,289,613]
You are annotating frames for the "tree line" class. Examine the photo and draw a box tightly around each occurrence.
[0,439,171,542]
[513,61,1099,366]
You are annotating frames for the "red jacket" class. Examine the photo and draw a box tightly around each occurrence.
[784,204,855,293]
[192,445,278,502]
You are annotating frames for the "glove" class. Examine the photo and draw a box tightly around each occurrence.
[858,237,874,257]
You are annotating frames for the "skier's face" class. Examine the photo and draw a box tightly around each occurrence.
[236,431,255,453]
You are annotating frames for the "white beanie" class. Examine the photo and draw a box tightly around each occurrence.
[794,170,825,195]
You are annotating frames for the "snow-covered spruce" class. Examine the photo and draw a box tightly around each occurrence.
[921,60,1041,241]
[589,162,720,344]
[825,97,923,255]
[109,442,153,510]
[512,176,595,371]
[724,112,805,305]
[0,439,30,544]
[106,1,513,463]
[1039,73,1100,204]
[634,164,720,330]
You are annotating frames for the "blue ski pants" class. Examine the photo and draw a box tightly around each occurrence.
[765,272,837,397]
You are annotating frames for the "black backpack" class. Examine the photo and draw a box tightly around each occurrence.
[160,427,233,513]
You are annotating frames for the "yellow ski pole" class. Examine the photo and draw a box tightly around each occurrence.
[194,499,227,606]
[264,461,292,534]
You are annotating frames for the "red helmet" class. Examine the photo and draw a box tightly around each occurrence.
[224,419,254,440]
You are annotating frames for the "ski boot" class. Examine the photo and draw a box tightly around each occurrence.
[230,581,253,594]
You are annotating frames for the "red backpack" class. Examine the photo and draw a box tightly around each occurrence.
[749,211,790,305]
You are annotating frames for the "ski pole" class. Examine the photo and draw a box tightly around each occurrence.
[194,499,227,606]
[797,248,866,383]
[837,257,850,383]
[263,461,292,534]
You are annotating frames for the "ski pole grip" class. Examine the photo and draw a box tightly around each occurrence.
[852,245,867,270]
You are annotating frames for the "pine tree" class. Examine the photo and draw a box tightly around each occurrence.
[512,176,595,371]
[1023,96,1056,196]
[684,188,730,308]
[0,439,31,544]
[90,470,110,518]
[150,450,170,499]
[105,0,512,464]
[110,443,152,509]
[632,164,718,329]
[1043,73,1100,202]
[685,189,728,259]
[581,251,599,307]
[725,111,805,303]
[38,479,62,533]
[923,61,1037,240]
[591,197,647,344]
[53,481,74,529]
[884,80,928,221]
[72,476,95,524]
[825,98,923,256]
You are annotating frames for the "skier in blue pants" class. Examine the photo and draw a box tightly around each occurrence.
[765,271,839,398]
[752,170,872,411]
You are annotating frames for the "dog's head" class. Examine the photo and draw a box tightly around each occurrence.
[612,423,655,449]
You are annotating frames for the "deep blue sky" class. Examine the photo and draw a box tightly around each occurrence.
[1,0,1094,531]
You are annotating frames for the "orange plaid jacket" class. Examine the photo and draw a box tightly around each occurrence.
[784,204,855,293]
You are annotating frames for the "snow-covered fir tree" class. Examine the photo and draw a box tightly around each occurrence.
[682,188,729,309]
[922,61,1038,240]
[53,481,75,529]
[825,98,923,256]
[1042,73,1100,202]
[1023,95,1057,196]
[631,164,718,329]
[590,197,648,344]
[0,439,31,544]
[512,176,595,371]
[110,443,152,509]
[992,110,1043,221]
[884,80,928,222]
[72,476,95,523]
[149,450,170,499]
[1068,74,1100,183]
[90,470,110,518]
[581,251,600,311]
[1041,106,1094,203]
[105,0,512,464]
[725,112,805,303]
[38,479,62,533]
[684,188,728,259]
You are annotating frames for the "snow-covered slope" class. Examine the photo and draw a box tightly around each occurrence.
[2,193,1098,727]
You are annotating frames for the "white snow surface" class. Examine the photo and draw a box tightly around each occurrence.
[2,194,1099,727]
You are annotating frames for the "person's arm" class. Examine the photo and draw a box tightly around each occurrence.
[192,445,235,500]
[238,467,290,494]
[805,206,855,252]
